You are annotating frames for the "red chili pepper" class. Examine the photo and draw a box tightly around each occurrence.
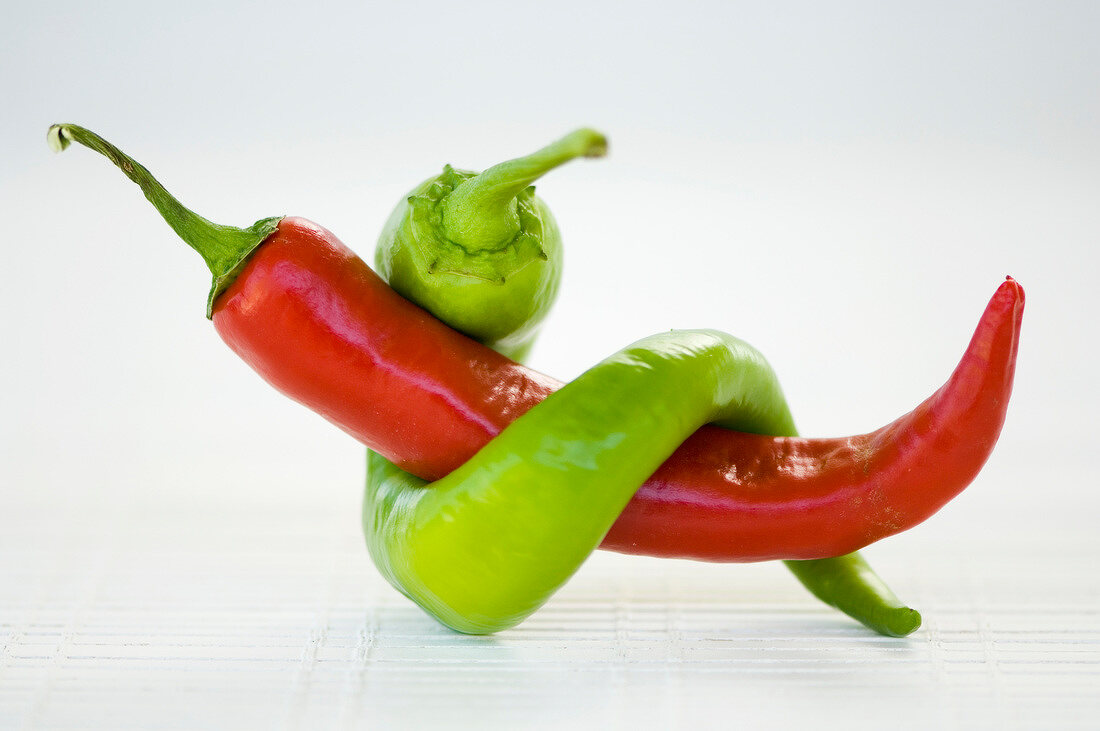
[216,218,1022,561]
[53,124,1023,563]
[604,275,1024,560]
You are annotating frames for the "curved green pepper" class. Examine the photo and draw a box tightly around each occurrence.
[365,330,795,633]
[375,128,606,360]
[366,132,919,637]
[369,441,920,636]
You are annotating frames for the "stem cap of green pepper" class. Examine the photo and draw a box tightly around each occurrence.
[375,129,606,359]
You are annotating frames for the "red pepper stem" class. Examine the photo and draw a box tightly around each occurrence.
[440,128,607,252]
[48,123,281,318]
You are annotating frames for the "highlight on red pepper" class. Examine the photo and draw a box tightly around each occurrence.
[49,123,1023,635]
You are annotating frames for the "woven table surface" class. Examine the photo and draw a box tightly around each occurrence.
[2,448,1097,730]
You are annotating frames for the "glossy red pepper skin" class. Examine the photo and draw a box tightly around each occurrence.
[214,218,1022,562]
[606,273,1023,560]
[214,218,557,478]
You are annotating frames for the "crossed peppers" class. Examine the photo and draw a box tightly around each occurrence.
[49,124,1023,637]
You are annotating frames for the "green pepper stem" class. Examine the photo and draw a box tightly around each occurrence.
[48,123,281,317]
[440,128,607,252]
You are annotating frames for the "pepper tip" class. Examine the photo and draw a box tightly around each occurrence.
[892,607,922,637]
[997,275,1025,308]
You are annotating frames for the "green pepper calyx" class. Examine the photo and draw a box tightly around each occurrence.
[435,128,606,261]
[407,165,546,283]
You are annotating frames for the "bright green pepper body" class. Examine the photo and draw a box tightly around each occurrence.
[364,330,795,633]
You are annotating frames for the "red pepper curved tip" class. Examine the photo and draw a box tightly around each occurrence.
[995,277,1025,333]
[1000,275,1024,306]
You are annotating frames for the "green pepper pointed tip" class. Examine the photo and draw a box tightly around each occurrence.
[785,553,922,638]
[890,607,923,637]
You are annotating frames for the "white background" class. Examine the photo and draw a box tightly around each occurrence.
[2,1,1098,728]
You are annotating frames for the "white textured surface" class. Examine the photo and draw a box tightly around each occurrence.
[2,452,1098,729]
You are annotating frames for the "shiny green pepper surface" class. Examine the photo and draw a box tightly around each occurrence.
[363,330,795,634]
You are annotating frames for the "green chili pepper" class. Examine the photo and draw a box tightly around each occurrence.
[369,447,921,637]
[367,130,919,637]
[364,330,796,633]
[375,128,607,361]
